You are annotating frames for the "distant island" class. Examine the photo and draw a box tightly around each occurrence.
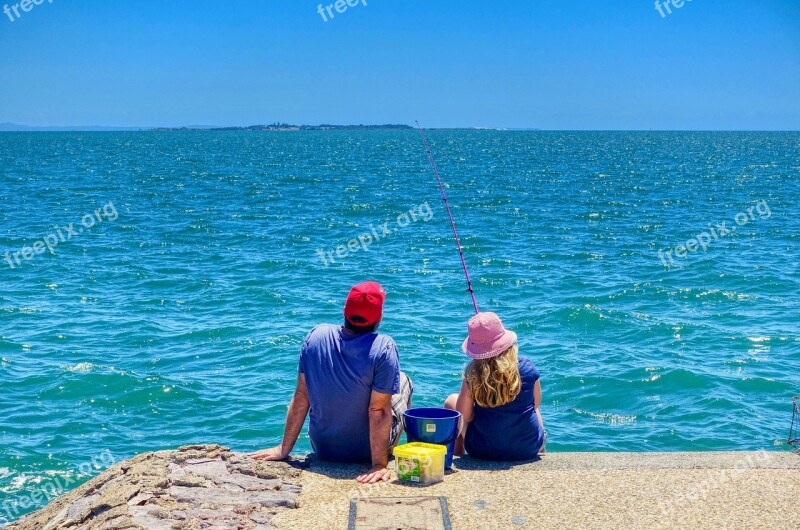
[151,123,415,132]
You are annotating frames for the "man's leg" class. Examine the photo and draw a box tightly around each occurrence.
[389,372,413,447]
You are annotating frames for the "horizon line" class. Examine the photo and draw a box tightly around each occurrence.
[0,123,798,133]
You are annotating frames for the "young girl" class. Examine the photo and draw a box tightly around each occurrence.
[444,312,545,461]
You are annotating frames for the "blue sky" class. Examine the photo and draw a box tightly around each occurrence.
[0,0,798,129]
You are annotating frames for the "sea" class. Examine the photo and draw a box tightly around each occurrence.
[1,130,798,523]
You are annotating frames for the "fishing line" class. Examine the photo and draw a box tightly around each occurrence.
[416,121,479,315]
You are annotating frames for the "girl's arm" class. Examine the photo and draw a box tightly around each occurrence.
[534,379,546,453]
[456,380,475,424]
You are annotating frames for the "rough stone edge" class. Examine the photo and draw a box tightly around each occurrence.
[4,444,306,530]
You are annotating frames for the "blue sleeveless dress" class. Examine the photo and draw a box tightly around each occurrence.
[464,357,544,461]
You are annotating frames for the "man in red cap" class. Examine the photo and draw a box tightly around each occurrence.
[249,281,412,484]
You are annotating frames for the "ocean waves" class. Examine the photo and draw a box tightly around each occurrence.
[1,130,798,520]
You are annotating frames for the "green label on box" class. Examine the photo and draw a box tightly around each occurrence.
[397,457,421,482]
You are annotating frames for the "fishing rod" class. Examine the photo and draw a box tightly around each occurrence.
[416,121,480,315]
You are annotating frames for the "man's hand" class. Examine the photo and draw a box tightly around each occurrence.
[248,445,290,461]
[356,464,392,484]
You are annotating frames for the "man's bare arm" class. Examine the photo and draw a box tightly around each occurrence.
[249,374,310,460]
[356,390,393,483]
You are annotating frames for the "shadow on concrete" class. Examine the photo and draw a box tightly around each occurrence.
[295,452,543,481]
[450,454,542,471]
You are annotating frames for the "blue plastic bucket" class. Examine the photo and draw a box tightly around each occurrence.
[403,407,461,469]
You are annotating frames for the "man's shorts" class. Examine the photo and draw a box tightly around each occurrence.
[390,372,413,447]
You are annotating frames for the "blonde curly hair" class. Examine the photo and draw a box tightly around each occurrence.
[464,344,521,408]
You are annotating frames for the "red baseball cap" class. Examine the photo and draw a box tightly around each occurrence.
[344,281,386,327]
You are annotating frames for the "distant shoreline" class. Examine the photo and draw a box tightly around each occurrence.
[152,123,416,132]
[0,123,797,132]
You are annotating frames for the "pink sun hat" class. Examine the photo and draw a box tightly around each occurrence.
[462,312,518,360]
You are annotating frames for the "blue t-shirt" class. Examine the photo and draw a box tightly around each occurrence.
[464,356,544,461]
[298,324,400,463]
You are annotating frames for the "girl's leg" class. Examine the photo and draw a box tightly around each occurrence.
[444,394,466,456]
